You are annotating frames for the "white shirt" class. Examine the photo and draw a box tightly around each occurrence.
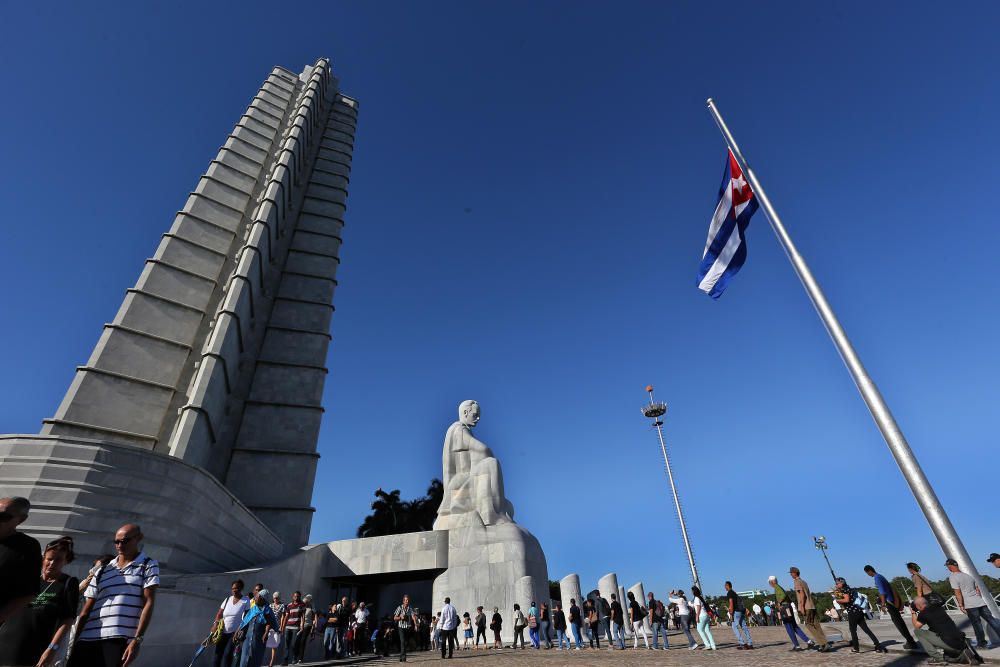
[438,603,458,630]
[668,595,691,616]
[221,595,250,633]
[356,607,369,624]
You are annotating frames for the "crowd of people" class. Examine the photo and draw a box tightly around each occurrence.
[2,496,999,666]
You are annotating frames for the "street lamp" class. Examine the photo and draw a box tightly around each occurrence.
[813,536,837,584]
[642,385,701,590]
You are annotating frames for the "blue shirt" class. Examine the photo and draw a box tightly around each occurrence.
[873,573,895,604]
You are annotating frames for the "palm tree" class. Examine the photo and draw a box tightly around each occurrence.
[356,479,443,538]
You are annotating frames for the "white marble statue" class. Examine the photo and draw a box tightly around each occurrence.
[433,400,515,529]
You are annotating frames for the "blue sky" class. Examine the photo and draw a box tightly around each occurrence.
[2,1,998,598]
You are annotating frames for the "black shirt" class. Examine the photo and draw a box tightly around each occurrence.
[491,612,502,630]
[569,604,581,625]
[475,612,486,628]
[0,532,41,609]
[0,573,79,666]
[553,609,567,631]
[540,607,549,622]
[726,590,744,613]
[628,600,642,622]
[918,605,965,650]
[610,600,623,625]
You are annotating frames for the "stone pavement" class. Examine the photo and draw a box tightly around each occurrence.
[298,626,946,666]
[828,612,999,661]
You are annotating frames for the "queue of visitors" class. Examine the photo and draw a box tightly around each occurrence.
[2,495,999,666]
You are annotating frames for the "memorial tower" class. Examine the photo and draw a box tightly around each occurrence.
[1,58,357,573]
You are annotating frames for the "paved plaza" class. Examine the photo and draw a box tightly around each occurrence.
[299,625,992,666]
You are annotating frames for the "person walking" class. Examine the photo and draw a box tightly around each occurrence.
[609,593,626,650]
[474,606,488,649]
[527,600,540,649]
[724,581,753,650]
[293,594,315,663]
[947,558,1000,650]
[354,601,370,655]
[539,602,552,649]
[598,594,613,646]
[585,599,601,649]
[553,603,569,650]
[267,593,284,667]
[0,537,79,667]
[768,575,813,651]
[668,589,698,649]
[568,598,584,650]
[279,592,304,665]
[235,588,279,667]
[691,586,716,650]
[210,579,249,667]
[864,565,918,650]
[512,603,527,649]
[647,592,668,650]
[790,566,829,651]
[0,497,42,627]
[69,524,158,667]
[393,594,417,662]
[322,600,338,660]
[834,577,887,654]
[489,607,502,650]
[626,591,649,649]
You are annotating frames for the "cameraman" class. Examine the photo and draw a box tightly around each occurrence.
[911,596,979,665]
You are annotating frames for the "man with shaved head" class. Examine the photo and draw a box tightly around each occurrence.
[69,524,159,667]
[0,497,42,625]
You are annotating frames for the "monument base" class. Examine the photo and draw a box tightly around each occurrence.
[432,520,548,640]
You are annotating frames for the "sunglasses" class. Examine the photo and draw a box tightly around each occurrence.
[113,535,137,546]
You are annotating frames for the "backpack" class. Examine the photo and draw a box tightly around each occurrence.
[655,601,666,621]
[853,591,870,610]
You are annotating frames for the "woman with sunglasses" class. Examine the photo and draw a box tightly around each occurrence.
[0,537,80,667]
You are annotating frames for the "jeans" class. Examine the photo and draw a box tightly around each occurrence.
[588,622,601,648]
[528,625,539,648]
[601,617,612,644]
[293,626,311,663]
[696,612,716,649]
[651,621,668,648]
[884,603,916,645]
[731,611,752,646]
[283,628,298,663]
[538,620,551,647]
[556,629,570,649]
[966,605,1000,646]
[570,623,583,648]
[631,621,649,648]
[611,621,626,649]
[782,620,811,647]
[847,609,880,650]
[397,627,409,660]
[323,626,337,658]
[213,632,234,667]
[677,614,696,647]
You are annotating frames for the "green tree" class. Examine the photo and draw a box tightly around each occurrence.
[356,479,443,538]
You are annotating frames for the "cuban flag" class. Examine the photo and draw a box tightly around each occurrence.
[696,149,759,298]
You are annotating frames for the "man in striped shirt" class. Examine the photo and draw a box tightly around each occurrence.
[69,524,159,667]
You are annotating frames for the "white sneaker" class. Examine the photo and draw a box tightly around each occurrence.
[689,644,700,650]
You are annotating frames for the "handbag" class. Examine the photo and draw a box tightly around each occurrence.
[528,614,537,629]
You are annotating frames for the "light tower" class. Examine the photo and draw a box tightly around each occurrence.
[642,385,700,590]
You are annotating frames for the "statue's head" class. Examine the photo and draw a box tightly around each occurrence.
[458,400,480,427]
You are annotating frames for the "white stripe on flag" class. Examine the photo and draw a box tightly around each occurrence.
[702,184,732,259]
[697,223,743,294]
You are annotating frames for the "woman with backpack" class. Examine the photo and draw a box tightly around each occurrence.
[691,586,716,650]
[908,562,940,601]
[584,599,601,648]
[834,578,887,654]
[626,591,650,649]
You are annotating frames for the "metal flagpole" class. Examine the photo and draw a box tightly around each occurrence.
[705,98,999,619]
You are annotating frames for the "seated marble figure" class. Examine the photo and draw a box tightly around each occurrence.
[433,400,515,529]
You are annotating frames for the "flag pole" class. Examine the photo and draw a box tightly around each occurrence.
[705,98,999,618]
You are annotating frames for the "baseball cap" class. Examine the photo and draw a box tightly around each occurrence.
[987,553,1000,563]
[944,558,958,566]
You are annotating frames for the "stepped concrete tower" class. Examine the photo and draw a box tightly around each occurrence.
[1,58,357,574]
